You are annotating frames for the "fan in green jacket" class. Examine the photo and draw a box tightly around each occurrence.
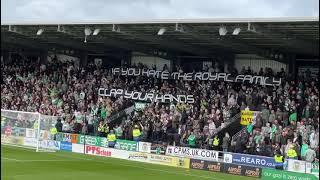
[188,131,196,148]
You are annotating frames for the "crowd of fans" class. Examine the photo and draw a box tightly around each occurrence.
[1,56,319,162]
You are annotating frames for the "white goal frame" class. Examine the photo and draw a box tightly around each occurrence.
[1,109,57,152]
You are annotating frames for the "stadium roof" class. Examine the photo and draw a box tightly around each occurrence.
[1,17,319,59]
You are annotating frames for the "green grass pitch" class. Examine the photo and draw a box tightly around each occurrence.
[1,145,257,180]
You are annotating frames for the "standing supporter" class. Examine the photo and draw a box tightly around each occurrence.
[187,131,196,148]
[132,125,141,142]
[107,130,116,148]
[222,132,230,152]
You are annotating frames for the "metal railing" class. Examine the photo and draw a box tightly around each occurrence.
[213,112,240,136]
[231,126,246,142]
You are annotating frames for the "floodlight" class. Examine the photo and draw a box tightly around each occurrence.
[232,28,241,35]
[157,28,166,35]
[112,24,120,32]
[37,29,44,35]
[84,28,92,36]
[93,29,100,35]
[279,54,283,60]
[219,27,227,36]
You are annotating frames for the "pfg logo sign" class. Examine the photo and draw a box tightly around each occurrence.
[85,145,112,157]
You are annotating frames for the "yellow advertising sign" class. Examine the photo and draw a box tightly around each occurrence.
[148,154,190,169]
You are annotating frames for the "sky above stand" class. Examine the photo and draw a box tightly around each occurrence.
[1,0,319,23]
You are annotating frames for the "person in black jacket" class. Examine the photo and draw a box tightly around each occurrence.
[55,119,63,132]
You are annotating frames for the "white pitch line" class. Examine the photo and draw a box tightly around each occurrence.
[1,157,20,161]
[1,157,80,162]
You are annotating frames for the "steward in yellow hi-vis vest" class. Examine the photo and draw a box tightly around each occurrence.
[213,135,219,150]
[107,130,116,148]
[50,127,58,140]
[287,145,298,159]
[132,125,141,142]
[97,121,105,137]
[274,150,284,170]
[33,121,39,129]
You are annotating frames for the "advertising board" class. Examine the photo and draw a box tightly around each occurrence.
[262,168,318,180]
[60,141,72,151]
[11,127,26,137]
[150,143,166,155]
[166,146,218,161]
[40,140,60,150]
[189,159,223,172]
[223,163,243,176]
[1,135,24,145]
[148,154,190,168]
[23,137,37,147]
[77,135,102,146]
[72,143,84,154]
[85,145,112,157]
[311,162,319,176]
[128,152,148,161]
[287,159,307,173]
[115,139,138,151]
[190,159,261,178]
[138,142,151,153]
[25,128,36,138]
[56,133,77,143]
[224,153,275,168]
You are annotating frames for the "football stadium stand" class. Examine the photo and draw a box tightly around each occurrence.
[1,17,319,180]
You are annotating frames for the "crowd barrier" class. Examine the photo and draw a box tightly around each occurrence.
[1,128,319,179]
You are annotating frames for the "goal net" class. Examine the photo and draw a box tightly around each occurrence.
[1,109,59,152]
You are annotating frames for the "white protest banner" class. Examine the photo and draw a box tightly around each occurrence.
[138,142,151,153]
[98,88,194,104]
[112,68,282,86]
[166,146,219,162]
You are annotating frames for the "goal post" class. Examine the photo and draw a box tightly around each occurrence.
[1,109,59,152]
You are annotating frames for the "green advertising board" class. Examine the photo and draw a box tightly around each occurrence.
[115,139,137,151]
[77,135,102,146]
[311,162,319,178]
[76,135,109,147]
[312,163,319,173]
[262,168,318,180]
